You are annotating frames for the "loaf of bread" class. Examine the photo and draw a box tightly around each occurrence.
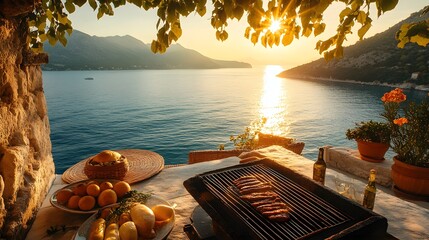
[84,150,129,180]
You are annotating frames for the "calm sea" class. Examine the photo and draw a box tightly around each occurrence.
[42,66,427,174]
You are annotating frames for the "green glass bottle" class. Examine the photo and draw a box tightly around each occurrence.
[362,169,377,210]
[313,148,327,185]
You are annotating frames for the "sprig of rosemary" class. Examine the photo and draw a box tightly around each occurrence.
[105,190,152,224]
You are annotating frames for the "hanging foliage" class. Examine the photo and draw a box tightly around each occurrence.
[27,0,428,60]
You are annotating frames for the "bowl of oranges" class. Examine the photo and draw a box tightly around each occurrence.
[50,179,132,214]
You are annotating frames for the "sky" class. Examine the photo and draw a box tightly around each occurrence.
[68,1,427,69]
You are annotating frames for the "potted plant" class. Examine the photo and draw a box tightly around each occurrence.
[346,120,391,162]
[381,88,429,198]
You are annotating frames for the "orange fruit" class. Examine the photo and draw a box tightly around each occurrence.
[86,180,99,186]
[67,195,81,209]
[98,189,118,207]
[72,183,87,196]
[78,195,96,211]
[86,183,101,197]
[56,189,74,205]
[113,181,131,198]
[99,181,114,192]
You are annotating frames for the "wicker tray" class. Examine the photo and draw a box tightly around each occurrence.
[62,149,164,184]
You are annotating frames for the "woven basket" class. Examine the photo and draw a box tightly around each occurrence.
[84,156,130,180]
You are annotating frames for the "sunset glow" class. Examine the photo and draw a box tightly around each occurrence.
[269,19,281,32]
[259,65,290,136]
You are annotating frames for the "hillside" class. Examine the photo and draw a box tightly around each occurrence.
[42,30,251,70]
[278,9,429,85]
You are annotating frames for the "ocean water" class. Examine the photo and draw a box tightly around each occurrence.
[42,66,428,174]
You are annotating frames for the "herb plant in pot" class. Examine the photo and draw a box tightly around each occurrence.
[381,88,429,199]
[346,120,391,162]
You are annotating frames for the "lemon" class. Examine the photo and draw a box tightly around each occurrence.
[130,203,155,237]
[119,221,138,240]
[151,204,174,221]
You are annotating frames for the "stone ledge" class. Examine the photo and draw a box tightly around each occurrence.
[324,146,392,187]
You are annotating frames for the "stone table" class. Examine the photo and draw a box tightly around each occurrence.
[26,146,429,239]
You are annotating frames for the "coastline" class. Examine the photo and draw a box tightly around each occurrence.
[281,75,429,92]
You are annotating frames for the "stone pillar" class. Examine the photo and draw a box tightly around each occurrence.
[0,2,55,239]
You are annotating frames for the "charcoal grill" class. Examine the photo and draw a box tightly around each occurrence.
[183,158,388,240]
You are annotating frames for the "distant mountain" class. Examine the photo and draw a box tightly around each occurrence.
[42,30,251,70]
[278,8,429,85]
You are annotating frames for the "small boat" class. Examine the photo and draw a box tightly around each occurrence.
[84,77,94,80]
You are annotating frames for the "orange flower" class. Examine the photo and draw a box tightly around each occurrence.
[381,88,407,103]
[393,117,408,126]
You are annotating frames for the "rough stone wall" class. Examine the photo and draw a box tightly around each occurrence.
[0,13,55,239]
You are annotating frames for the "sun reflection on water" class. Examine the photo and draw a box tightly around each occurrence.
[258,65,290,136]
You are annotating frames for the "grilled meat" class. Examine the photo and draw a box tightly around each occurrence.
[233,175,291,223]
[268,213,290,222]
[250,197,281,207]
[256,202,288,212]
[240,192,279,202]
[239,184,273,195]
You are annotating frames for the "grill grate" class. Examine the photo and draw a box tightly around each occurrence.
[200,164,352,240]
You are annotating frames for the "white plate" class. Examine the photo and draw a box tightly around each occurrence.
[74,195,175,240]
[50,179,121,214]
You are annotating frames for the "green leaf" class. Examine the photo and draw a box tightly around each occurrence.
[357,11,367,24]
[38,22,46,31]
[358,22,371,40]
[58,33,67,46]
[244,27,251,39]
[74,0,87,7]
[314,23,325,36]
[58,14,69,25]
[221,31,229,41]
[303,25,312,37]
[376,0,398,14]
[251,32,259,45]
[261,35,267,47]
[88,0,97,10]
[410,35,429,47]
[151,40,158,53]
[233,7,244,20]
[65,1,76,13]
[170,22,182,39]
[97,7,105,19]
[281,32,293,46]
[334,45,343,58]
[196,6,206,17]
[323,50,335,61]
[47,33,57,46]
[39,33,47,42]
[339,7,352,22]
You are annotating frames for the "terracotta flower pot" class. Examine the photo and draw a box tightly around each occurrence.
[356,140,389,162]
[391,157,429,197]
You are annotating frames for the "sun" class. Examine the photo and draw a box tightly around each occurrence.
[269,19,281,32]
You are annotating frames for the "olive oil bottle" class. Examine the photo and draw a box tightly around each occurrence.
[362,169,377,210]
[313,148,327,185]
